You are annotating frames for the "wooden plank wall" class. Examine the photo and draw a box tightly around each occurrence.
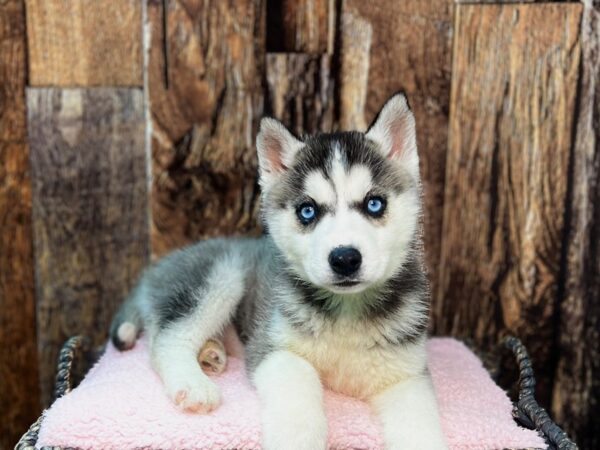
[0,1,40,448]
[552,2,600,448]
[435,2,582,405]
[22,0,148,425]
[26,0,143,86]
[148,0,266,257]
[0,1,599,448]
[27,88,149,405]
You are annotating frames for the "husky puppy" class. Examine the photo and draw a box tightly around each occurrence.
[110,93,447,450]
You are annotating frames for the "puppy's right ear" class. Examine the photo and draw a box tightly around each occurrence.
[256,118,303,189]
[366,93,419,178]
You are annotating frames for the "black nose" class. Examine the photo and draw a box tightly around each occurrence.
[328,247,362,276]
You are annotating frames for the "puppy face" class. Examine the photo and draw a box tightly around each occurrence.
[257,94,421,294]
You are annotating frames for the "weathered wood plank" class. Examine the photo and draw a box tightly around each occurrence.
[149,0,265,257]
[552,2,600,448]
[456,1,565,3]
[0,1,40,446]
[27,88,149,405]
[266,53,334,135]
[436,3,581,405]
[338,11,372,131]
[266,0,333,53]
[340,0,453,298]
[25,0,142,86]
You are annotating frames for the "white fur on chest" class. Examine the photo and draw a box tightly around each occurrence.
[277,319,427,399]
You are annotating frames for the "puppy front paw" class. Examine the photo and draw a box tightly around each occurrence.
[262,408,327,450]
[263,423,327,450]
[254,350,328,450]
[372,375,448,450]
[165,370,221,413]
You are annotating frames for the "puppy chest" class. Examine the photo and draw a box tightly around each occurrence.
[284,333,412,399]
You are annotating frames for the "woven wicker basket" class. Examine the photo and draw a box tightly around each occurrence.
[15,336,577,450]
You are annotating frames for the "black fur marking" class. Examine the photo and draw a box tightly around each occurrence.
[269,131,409,212]
[283,247,430,345]
[302,132,402,192]
[364,253,428,320]
[395,318,428,345]
[156,286,198,329]
[296,278,340,319]
[366,249,430,345]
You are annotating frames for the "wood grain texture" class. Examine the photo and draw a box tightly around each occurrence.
[266,53,334,135]
[25,0,142,86]
[338,11,372,131]
[456,0,564,3]
[149,0,265,257]
[27,88,149,405]
[340,0,453,298]
[0,1,40,447]
[552,3,600,448]
[436,3,581,406]
[266,0,333,53]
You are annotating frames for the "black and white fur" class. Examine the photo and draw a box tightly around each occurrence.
[110,94,447,450]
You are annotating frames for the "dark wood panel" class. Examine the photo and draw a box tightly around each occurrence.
[266,53,334,135]
[552,3,600,448]
[25,0,142,86]
[27,88,149,405]
[436,3,581,406]
[340,0,453,298]
[266,0,333,53]
[149,0,265,257]
[0,1,40,446]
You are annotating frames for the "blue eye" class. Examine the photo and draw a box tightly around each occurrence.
[297,202,317,224]
[365,196,386,217]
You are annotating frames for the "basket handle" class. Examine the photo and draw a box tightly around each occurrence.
[503,336,578,450]
[15,336,90,450]
[53,335,91,399]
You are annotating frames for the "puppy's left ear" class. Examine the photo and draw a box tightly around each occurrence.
[366,93,419,177]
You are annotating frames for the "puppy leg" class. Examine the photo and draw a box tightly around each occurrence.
[152,325,222,413]
[151,256,245,413]
[222,323,245,358]
[253,351,328,450]
[370,374,448,450]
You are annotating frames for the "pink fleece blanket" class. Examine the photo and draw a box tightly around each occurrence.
[37,337,545,450]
